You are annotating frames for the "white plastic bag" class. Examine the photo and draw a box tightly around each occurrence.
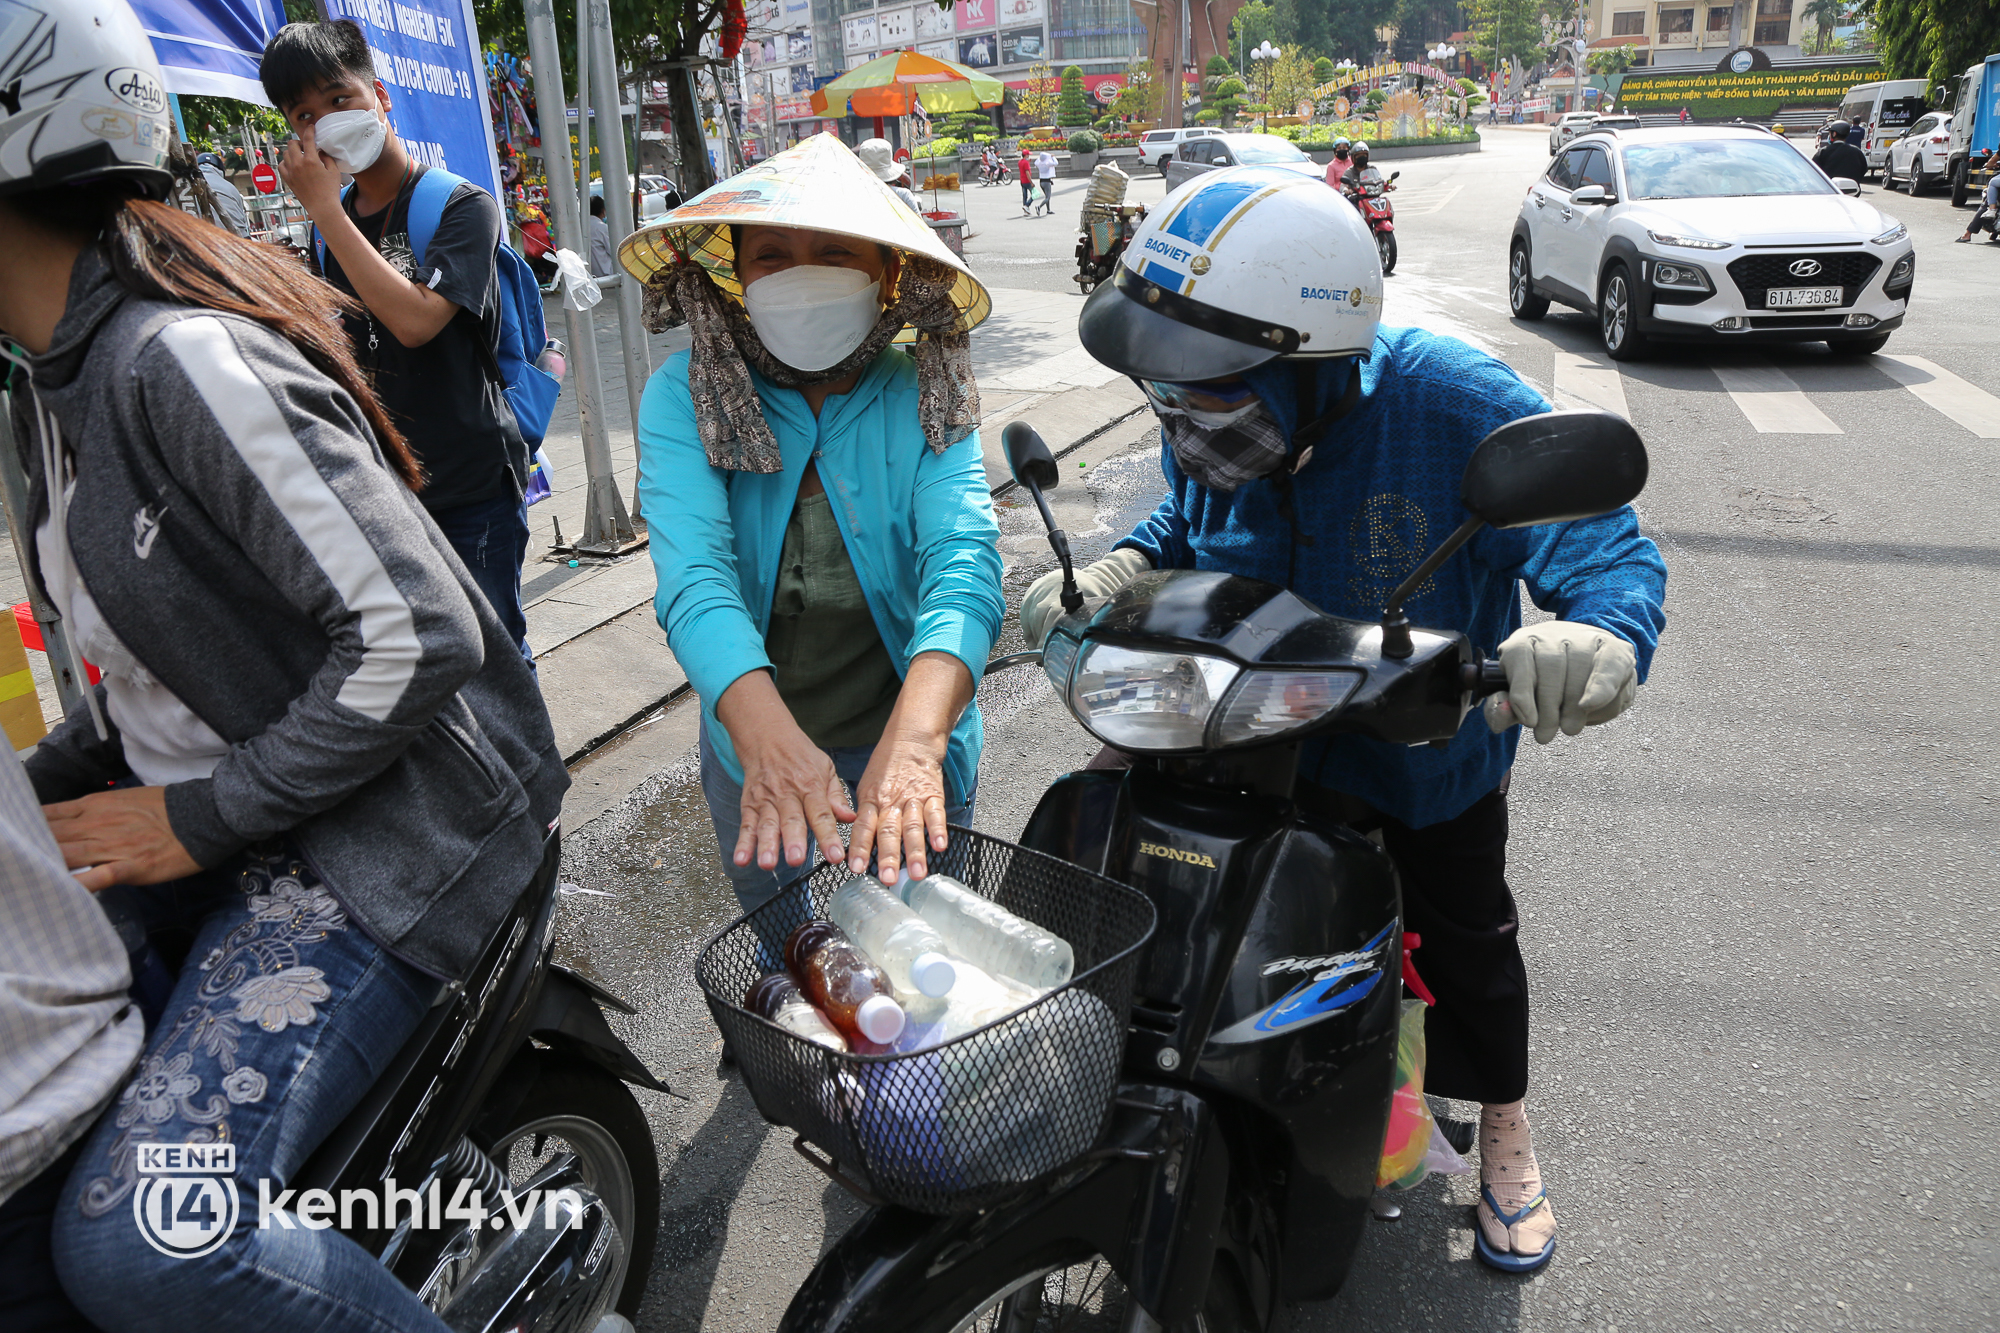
[552,248,602,311]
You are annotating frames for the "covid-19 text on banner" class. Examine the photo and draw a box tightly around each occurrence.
[325,0,500,200]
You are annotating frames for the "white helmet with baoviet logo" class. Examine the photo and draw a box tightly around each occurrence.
[0,0,173,200]
[1078,165,1383,382]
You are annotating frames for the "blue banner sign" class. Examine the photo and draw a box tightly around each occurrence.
[132,0,286,105]
[324,0,499,199]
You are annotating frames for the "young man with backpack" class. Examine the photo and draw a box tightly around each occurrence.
[263,19,546,658]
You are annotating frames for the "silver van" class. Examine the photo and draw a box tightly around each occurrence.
[1834,78,1931,174]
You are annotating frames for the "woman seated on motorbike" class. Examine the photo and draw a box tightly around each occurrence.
[624,134,1004,912]
[1,8,564,1329]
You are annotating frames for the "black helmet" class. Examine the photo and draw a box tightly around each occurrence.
[1828,120,1850,138]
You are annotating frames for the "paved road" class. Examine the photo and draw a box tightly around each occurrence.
[560,127,2000,1332]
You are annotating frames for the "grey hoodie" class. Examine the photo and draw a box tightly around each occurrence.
[16,248,567,981]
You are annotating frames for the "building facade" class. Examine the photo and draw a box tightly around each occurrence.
[1586,0,1802,68]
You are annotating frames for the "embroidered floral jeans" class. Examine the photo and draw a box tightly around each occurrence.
[53,846,450,1333]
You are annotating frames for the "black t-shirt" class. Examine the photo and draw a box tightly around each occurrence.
[322,165,527,512]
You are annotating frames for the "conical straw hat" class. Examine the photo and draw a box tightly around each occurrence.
[617,133,990,334]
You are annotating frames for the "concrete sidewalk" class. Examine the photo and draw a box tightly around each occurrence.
[533,281,1146,828]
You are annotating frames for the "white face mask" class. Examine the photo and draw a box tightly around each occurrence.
[313,109,387,174]
[740,264,884,373]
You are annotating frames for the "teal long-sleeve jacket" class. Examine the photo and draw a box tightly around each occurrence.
[637,346,1005,804]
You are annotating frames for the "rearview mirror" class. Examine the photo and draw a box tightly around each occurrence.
[1831,176,1861,195]
[1389,170,1401,181]
[1002,421,1059,492]
[1460,409,1648,529]
[1569,184,1617,205]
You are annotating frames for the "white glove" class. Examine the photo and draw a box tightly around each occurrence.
[1019,548,1153,648]
[1482,620,1637,745]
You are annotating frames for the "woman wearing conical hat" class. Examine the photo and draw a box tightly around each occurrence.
[622,134,1003,911]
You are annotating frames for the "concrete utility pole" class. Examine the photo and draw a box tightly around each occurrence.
[524,0,636,552]
[587,0,654,508]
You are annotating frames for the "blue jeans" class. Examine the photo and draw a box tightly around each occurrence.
[430,492,532,660]
[54,848,445,1333]
[698,720,976,951]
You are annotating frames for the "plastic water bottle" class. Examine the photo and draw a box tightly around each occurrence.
[783,919,906,1045]
[828,876,958,1000]
[742,973,848,1052]
[900,874,1075,990]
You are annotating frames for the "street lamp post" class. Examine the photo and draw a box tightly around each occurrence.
[1428,42,1457,114]
[1250,39,1279,129]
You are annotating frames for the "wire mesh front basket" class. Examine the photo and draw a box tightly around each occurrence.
[694,827,1156,1214]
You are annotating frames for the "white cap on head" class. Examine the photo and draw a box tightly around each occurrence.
[855,138,905,182]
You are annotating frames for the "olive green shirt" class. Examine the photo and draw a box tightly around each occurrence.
[765,490,903,748]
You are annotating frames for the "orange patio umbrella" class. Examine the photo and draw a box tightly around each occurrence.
[810,48,1005,138]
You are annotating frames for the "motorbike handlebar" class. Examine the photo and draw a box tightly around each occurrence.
[1463,660,1509,697]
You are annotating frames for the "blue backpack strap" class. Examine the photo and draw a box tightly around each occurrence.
[312,182,356,272]
[402,167,467,269]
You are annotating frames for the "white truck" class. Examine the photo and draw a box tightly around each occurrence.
[1944,53,2000,207]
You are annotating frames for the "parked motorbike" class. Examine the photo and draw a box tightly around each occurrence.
[1347,168,1400,275]
[288,832,667,1332]
[773,408,1647,1331]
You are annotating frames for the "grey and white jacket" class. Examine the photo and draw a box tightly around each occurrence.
[15,247,567,981]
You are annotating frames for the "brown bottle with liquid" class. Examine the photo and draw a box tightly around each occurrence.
[782,919,906,1045]
[742,972,848,1052]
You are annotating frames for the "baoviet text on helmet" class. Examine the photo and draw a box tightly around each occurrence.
[1142,236,1200,264]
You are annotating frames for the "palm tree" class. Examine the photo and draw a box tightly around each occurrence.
[1802,0,1846,55]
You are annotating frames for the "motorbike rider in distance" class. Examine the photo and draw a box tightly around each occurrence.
[1322,137,1353,190]
[1812,121,1868,183]
[1342,142,1391,199]
[1023,167,1668,1275]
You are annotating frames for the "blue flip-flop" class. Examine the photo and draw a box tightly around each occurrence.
[1474,1183,1556,1274]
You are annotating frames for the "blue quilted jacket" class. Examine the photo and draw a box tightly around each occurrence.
[1115,326,1669,828]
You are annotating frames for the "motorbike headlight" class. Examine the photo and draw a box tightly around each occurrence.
[1041,627,1082,694]
[1066,640,1239,751]
[1210,669,1364,747]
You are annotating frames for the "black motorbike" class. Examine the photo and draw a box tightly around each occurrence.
[291,832,667,1332]
[773,409,1647,1331]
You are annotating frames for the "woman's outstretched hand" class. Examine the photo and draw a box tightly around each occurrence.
[850,652,975,884]
[718,671,853,873]
[43,787,201,891]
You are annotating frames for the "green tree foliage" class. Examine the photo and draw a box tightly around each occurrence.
[1801,0,1848,54]
[1313,56,1337,82]
[1057,64,1092,124]
[1467,0,1547,68]
[1274,0,1399,65]
[1586,43,1635,74]
[1112,58,1159,120]
[1868,0,2000,91]
[1231,2,1280,57]
[1210,74,1249,126]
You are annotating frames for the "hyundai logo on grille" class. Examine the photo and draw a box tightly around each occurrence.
[1788,258,1824,278]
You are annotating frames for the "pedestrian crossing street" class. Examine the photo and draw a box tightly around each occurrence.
[1545,351,2000,439]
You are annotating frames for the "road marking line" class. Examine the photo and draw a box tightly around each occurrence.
[1400,184,1464,216]
[1710,363,1843,434]
[1874,355,2000,439]
[1551,351,1631,418]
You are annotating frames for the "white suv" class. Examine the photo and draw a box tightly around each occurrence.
[1138,126,1220,175]
[1548,111,1598,155]
[1507,127,1916,359]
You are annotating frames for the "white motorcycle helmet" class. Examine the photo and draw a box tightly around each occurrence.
[1078,165,1383,383]
[0,0,173,200]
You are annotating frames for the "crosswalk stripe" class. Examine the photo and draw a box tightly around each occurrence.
[1400,184,1464,216]
[1710,363,1843,434]
[1874,355,2000,439]
[1551,351,1631,418]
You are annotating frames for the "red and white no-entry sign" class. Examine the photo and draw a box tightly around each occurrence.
[251,163,278,194]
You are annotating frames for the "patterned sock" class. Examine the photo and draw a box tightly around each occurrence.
[1478,1099,1556,1255]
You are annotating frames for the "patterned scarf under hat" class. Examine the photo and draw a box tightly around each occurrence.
[642,255,980,474]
